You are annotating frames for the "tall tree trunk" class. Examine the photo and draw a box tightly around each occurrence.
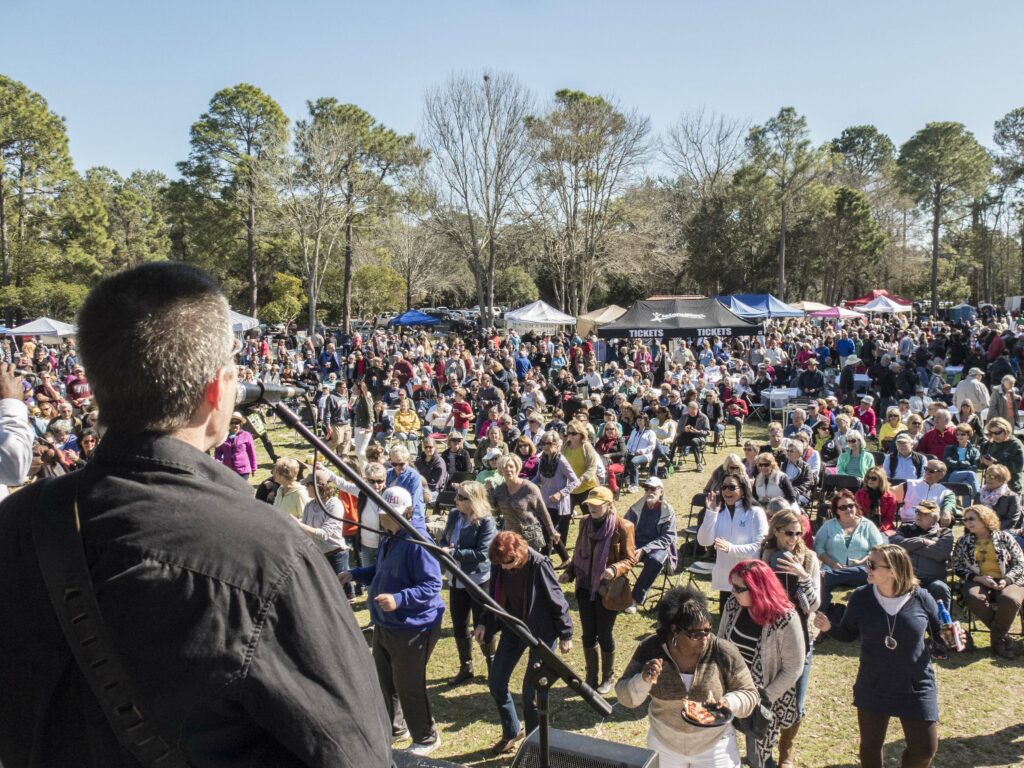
[485,233,496,328]
[778,198,787,300]
[0,171,9,327]
[341,207,354,334]
[1019,220,1024,295]
[246,192,258,317]
[930,185,942,316]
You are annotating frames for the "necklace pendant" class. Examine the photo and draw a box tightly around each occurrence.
[884,635,898,650]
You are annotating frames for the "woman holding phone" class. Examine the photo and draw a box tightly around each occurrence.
[760,510,820,767]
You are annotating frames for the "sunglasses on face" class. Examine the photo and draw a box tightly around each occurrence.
[866,560,891,571]
[721,484,740,491]
[780,529,801,538]
[925,467,942,474]
[681,628,712,640]
[988,429,1005,436]
[757,462,772,468]
[731,584,750,594]
[369,478,386,485]
[456,493,470,501]
[837,503,857,511]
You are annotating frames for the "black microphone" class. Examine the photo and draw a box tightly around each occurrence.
[235,382,307,408]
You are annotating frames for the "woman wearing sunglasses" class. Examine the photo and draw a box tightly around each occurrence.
[814,490,885,617]
[441,481,497,686]
[698,473,769,604]
[979,417,1024,494]
[813,545,950,768]
[760,510,821,767]
[718,560,805,768]
[616,586,758,768]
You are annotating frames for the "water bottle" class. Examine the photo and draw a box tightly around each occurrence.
[937,600,965,652]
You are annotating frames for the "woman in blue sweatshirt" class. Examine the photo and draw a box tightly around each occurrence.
[341,485,445,757]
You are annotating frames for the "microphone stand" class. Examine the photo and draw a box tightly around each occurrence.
[264,394,612,768]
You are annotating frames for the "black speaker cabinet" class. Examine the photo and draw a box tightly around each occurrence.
[511,728,659,768]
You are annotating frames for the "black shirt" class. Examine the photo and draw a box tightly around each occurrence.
[0,431,391,767]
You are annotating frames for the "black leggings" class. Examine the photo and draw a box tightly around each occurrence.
[449,583,488,639]
[576,588,618,652]
[857,708,938,768]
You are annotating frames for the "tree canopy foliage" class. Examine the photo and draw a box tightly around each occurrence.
[3,69,1024,326]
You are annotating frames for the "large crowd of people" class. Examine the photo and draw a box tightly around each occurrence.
[9,298,1024,766]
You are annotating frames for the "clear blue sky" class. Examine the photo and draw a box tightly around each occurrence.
[5,0,1023,177]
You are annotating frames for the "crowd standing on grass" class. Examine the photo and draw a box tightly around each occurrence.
[6,299,1024,765]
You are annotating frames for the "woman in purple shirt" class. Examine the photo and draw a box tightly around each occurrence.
[215,412,258,479]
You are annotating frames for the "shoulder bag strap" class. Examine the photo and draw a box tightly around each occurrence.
[32,474,190,768]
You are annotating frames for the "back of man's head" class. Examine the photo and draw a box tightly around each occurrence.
[77,262,232,434]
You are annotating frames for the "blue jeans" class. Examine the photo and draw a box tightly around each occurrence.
[920,576,951,607]
[361,545,379,572]
[631,553,666,605]
[489,633,557,739]
[820,564,869,612]
[794,646,813,719]
[627,454,649,486]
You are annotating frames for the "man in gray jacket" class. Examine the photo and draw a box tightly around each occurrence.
[890,501,954,606]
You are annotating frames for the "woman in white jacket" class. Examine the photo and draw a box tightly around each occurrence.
[697,473,769,605]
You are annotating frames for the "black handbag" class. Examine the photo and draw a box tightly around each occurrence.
[733,688,774,739]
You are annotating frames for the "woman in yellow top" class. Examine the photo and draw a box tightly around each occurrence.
[562,423,600,516]
[392,399,422,452]
[877,407,907,452]
[952,504,1024,658]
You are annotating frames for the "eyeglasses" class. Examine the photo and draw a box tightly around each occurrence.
[780,530,801,538]
[836,503,857,511]
[368,478,386,485]
[925,467,943,474]
[988,429,1005,436]
[866,560,891,571]
[757,462,772,468]
[721,484,740,491]
[456,493,470,501]
[731,584,749,594]
[865,476,879,483]
[681,628,713,640]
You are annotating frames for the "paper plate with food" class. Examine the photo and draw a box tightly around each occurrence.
[680,698,733,727]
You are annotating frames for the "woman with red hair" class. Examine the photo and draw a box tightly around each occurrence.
[474,531,574,756]
[718,560,806,768]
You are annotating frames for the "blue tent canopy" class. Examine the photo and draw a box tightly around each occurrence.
[717,294,803,319]
[715,296,763,319]
[389,309,440,327]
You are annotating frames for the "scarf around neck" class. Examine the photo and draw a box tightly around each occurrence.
[979,483,1009,508]
[573,512,617,600]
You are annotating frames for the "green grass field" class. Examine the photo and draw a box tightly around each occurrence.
[254,415,1024,768]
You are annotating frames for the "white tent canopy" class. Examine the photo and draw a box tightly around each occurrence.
[792,301,830,312]
[576,304,626,337]
[7,317,77,339]
[229,309,260,333]
[860,295,914,314]
[503,300,575,328]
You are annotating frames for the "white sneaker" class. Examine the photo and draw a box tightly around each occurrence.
[406,732,441,757]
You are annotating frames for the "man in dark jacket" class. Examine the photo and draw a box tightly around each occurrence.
[889,501,954,606]
[624,477,678,608]
[0,263,391,768]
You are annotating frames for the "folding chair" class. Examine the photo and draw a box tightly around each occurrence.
[642,558,678,610]
[814,473,862,524]
[870,450,887,469]
[944,481,974,513]
[678,493,707,566]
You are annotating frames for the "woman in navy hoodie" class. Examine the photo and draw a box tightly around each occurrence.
[341,485,445,757]
[474,531,574,756]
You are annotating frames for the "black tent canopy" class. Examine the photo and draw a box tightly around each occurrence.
[596,298,762,340]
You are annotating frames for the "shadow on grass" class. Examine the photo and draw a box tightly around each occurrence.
[821,722,1024,768]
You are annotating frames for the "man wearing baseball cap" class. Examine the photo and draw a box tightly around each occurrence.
[342,485,445,756]
[623,477,677,612]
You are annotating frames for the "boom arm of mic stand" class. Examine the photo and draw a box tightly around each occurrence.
[269,399,613,719]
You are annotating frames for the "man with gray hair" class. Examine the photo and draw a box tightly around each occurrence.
[0,262,391,767]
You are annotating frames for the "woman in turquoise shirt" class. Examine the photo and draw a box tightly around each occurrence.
[815,490,885,615]
[836,431,875,479]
